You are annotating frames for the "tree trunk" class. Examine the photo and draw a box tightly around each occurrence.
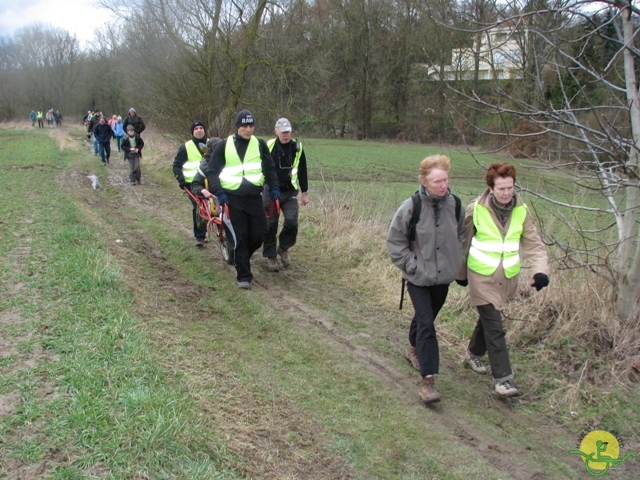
[616,5,640,320]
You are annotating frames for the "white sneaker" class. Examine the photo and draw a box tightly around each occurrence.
[495,380,519,398]
[466,356,488,374]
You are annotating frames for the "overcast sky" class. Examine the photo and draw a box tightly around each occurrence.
[0,0,115,44]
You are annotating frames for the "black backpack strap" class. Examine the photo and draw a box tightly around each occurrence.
[408,191,421,248]
[452,193,462,223]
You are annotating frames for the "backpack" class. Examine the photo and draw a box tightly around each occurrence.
[407,191,462,248]
[400,191,463,309]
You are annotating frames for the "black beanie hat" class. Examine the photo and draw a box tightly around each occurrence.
[235,110,254,128]
[191,121,205,135]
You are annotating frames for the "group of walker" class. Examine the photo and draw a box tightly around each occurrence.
[387,158,549,402]
[127,105,546,402]
[85,108,146,185]
[172,110,309,290]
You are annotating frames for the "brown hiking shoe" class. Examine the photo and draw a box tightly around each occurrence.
[419,375,441,404]
[277,247,291,267]
[267,258,280,272]
[405,345,420,371]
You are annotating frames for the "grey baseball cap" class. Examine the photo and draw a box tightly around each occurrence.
[275,117,292,132]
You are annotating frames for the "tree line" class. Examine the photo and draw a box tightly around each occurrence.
[2,0,640,321]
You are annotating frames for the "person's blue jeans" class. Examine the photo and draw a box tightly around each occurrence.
[93,136,99,154]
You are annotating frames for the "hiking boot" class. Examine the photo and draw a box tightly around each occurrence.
[195,237,206,247]
[495,380,519,398]
[237,281,251,289]
[420,375,441,404]
[267,258,280,272]
[405,345,420,371]
[277,247,291,267]
[466,355,488,374]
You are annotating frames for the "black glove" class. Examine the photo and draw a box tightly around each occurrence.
[531,273,549,291]
[178,180,186,190]
[455,279,468,287]
[269,186,281,201]
[216,190,229,206]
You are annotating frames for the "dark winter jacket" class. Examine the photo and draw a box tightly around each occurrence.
[172,136,207,187]
[123,114,146,135]
[191,161,210,197]
[268,139,308,193]
[93,123,114,143]
[206,134,279,198]
[121,133,144,160]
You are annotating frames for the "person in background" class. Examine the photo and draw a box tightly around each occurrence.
[122,124,144,185]
[54,110,62,127]
[123,108,146,137]
[30,110,36,126]
[37,110,44,128]
[93,115,114,165]
[386,155,465,404]
[457,162,549,398]
[206,110,280,289]
[108,114,117,129]
[262,117,309,272]
[112,116,125,152]
[172,121,209,247]
[87,109,102,155]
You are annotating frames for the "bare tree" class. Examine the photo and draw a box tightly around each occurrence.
[445,0,640,321]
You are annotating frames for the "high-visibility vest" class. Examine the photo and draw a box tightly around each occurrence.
[267,139,302,189]
[37,111,43,119]
[183,139,206,182]
[467,202,527,278]
[220,135,263,190]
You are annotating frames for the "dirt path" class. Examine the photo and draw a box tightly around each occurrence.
[45,128,632,479]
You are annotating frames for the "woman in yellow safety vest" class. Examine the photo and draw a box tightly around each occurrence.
[456,162,549,398]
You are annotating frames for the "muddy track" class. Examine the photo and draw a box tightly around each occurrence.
[59,134,603,480]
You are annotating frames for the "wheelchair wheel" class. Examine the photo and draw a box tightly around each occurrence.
[220,227,234,265]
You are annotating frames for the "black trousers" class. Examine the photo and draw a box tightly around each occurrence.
[262,187,299,259]
[468,304,513,382]
[228,194,268,283]
[407,282,450,376]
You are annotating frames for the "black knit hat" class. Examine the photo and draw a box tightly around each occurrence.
[191,120,206,135]
[235,110,254,128]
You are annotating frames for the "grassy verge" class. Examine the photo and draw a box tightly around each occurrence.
[0,128,239,478]
[1,125,637,479]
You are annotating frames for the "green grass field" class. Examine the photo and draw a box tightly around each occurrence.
[0,126,637,479]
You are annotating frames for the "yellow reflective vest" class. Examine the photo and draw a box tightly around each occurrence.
[467,202,527,278]
[183,139,206,183]
[267,139,302,190]
[220,135,264,190]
